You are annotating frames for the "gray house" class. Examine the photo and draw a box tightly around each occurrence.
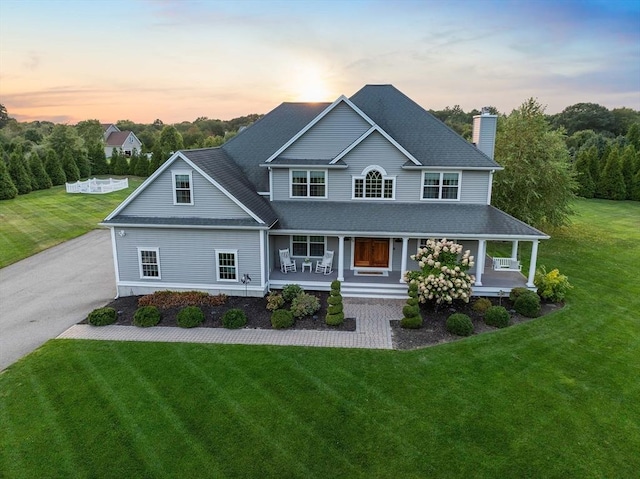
[102,85,548,299]
[102,124,143,158]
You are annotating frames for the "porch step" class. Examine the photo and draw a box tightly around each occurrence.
[341,282,409,300]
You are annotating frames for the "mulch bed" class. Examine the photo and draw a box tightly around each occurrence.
[391,297,563,350]
[85,291,356,332]
[82,292,562,350]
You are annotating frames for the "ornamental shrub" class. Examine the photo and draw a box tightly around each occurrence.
[266,292,285,311]
[88,307,117,326]
[514,292,541,318]
[222,308,247,329]
[177,306,204,328]
[282,284,304,302]
[509,287,530,302]
[446,313,473,336]
[404,238,475,305]
[534,265,572,302]
[472,298,492,314]
[484,306,510,328]
[133,306,161,327]
[291,293,321,319]
[401,283,423,329]
[271,309,294,329]
[326,280,344,326]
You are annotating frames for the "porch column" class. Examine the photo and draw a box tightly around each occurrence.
[511,240,519,260]
[475,240,486,286]
[400,237,409,283]
[527,240,539,287]
[337,235,345,282]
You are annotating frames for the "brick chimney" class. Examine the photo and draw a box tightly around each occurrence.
[472,107,498,159]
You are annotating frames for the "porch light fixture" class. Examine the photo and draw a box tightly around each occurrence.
[118,230,126,237]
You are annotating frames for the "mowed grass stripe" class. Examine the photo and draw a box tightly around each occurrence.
[105,343,228,478]
[170,345,317,479]
[0,179,142,268]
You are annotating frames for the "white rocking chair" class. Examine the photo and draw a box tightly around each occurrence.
[315,250,334,275]
[279,248,296,273]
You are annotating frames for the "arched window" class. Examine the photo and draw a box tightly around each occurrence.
[353,166,394,199]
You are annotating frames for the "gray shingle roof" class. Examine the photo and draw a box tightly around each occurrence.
[103,216,263,228]
[350,85,500,168]
[178,147,278,226]
[222,102,330,191]
[269,201,547,238]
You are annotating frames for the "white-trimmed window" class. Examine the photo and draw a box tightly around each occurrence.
[172,170,194,205]
[422,172,460,200]
[138,248,160,279]
[216,249,238,281]
[290,170,326,198]
[353,166,395,199]
[291,235,325,257]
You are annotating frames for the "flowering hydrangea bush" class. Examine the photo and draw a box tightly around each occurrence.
[403,238,475,305]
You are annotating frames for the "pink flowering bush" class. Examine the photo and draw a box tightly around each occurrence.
[403,238,475,305]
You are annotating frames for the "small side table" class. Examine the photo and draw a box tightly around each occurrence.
[302,261,312,273]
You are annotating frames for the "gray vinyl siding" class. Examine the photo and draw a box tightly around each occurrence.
[280,102,371,160]
[116,227,261,285]
[332,131,419,202]
[120,158,251,219]
[460,171,491,204]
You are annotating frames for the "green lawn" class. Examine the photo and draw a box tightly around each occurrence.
[0,178,143,268]
[1,199,639,478]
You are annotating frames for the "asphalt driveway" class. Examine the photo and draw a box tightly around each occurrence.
[0,229,115,371]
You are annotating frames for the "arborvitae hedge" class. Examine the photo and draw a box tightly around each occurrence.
[45,149,66,185]
[29,154,52,190]
[61,149,80,182]
[0,159,18,200]
[8,148,32,195]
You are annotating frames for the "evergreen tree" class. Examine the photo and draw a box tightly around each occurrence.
[626,123,640,151]
[493,98,576,228]
[88,142,109,175]
[8,146,32,195]
[597,146,626,200]
[111,149,128,176]
[44,149,66,185]
[631,168,640,201]
[128,150,139,176]
[148,145,163,174]
[134,155,150,177]
[0,158,18,200]
[61,148,80,182]
[76,150,91,179]
[28,153,52,190]
[574,147,596,198]
[620,145,637,200]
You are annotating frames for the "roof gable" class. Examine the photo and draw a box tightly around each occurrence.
[105,131,138,147]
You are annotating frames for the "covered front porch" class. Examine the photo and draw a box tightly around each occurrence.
[269,255,530,299]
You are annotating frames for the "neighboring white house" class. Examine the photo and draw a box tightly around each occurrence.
[102,85,548,299]
[102,124,143,158]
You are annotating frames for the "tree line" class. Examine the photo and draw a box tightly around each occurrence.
[0,109,262,200]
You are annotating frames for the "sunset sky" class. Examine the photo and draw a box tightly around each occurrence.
[1,0,639,124]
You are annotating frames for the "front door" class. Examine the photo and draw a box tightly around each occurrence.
[354,238,390,268]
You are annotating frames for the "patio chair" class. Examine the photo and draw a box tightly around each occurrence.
[279,248,296,273]
[315,250,334,275]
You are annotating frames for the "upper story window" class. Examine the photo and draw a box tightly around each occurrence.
[422,172,460,200]
[290,170,326,198]
[353,166,395,200]
[172,170,193,205]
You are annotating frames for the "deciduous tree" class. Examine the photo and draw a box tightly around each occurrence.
[493,98,576,228]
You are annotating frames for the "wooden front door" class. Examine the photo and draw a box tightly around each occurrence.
[354,238,390,268]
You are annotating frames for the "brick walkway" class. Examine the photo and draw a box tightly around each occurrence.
[57,298,405,350]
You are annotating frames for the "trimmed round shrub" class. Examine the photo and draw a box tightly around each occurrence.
[408,282,419,298]
[514,292,541,318]
[446,313,473,336]
[401,314,423,329]
[177,306,204,328]
[402,305,420,318]
[291,293,321,318]
[88,307,117,326]
[133,306,161,327]
[222,308,247,329]
[282,284,304,302]
[330,280,341,290]
[484,306,510,328]
[327,303,343,315]
[407,297,419,307]
[509,287,530,302]
[327,294,343,306]
[271,309,294,329]
[326,311,344,326]
[472,298,492,314]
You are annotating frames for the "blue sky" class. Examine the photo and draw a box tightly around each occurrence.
[0,0,638,124]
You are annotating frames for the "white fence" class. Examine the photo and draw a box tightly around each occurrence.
[65,178,129,194]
